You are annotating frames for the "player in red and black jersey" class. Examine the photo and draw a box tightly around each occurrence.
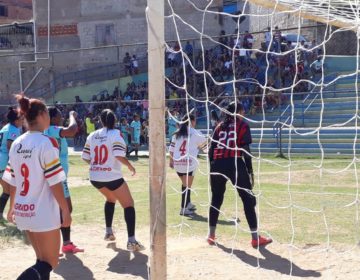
[207,102,272,248]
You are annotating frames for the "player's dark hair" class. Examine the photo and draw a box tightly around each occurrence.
[7,107,20,123]
[211,110,219,121]
[100,109,116,130]
[222,102,244,129]
[48,107,60,119]
[120,117,126,124]
[16,94,47,124]
[174,114,195,139]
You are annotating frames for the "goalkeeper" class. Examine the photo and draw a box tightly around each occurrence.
[207,102,272,248]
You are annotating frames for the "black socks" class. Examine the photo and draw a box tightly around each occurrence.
[0,192,10,215]
[105,201,115,228]
[124,206,135,238]
[17,260,52,280]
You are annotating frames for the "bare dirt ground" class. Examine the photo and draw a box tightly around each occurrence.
[1,225,360,280]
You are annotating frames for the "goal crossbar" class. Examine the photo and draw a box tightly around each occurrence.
[247,0,360,30]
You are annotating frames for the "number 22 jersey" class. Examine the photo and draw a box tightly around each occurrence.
[82,128,127,182]
[2,131,66,232]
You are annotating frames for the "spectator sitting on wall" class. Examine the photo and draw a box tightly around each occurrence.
[123,52,132,75]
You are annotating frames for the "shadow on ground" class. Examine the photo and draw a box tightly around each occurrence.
[218,243,321,278]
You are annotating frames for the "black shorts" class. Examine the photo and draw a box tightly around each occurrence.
[177,171,194,177]
[90,178,125,191]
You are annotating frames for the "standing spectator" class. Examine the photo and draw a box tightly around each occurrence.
[274,26,282,53]
[123,52,132,76]
[184,41,193,59]
[120,117,131,153]
[129,114,141,157]
[218,30,228,53]
[85,113,96,137]
[113,86,120,99]
[264,27,272,49]
[243,31,254,58]
[132,55,139,75]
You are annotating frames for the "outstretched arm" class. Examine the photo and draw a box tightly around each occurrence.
[60,111,78,138]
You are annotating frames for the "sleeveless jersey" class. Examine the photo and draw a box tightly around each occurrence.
[169,127,207,173]
[2,131,66,232]
[82,128,127,182]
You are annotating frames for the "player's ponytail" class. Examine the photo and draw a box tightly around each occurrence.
[15,94,47,124]
[7,106,20,123]
[100,109,116,130]
[175,114,195,139]
[16,94,30,115]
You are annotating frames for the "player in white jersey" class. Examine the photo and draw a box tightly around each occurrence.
[45,107,84,254]
[169,114,207,216]
[3,94,71,279]
[82,109,144,251]
[0,107,23,221]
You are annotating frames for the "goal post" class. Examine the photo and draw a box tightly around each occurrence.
[147,0,167,279]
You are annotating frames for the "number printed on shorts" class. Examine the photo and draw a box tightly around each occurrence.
[217,131,236,149]
[0,132,3,144]
[20,163,30,196]
[179,140,187,156]
[94,145,108,165]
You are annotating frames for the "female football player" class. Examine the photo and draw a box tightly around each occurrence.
[4,94,71,279]
[82,109,144,251]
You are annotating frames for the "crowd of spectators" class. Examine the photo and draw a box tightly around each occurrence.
[1,27,324,147]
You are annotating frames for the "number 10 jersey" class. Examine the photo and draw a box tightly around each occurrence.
[82,128,127,182]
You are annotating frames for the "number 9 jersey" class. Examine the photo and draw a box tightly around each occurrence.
[2,132,66,232]
[82,128,127,182]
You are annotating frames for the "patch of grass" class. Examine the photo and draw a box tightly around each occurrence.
[2,155,360,247]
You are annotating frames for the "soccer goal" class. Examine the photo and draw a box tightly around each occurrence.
[147,0,360,279]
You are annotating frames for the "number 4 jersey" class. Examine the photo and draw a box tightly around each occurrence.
[169,127,207,173]
[82,128,127,182]
[2,131,66,232]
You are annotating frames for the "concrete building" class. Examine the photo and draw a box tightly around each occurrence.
[0,0,32,24]
[0,0,357,107]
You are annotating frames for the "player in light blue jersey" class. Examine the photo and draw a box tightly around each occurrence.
[0,107,23,221]
[120,117,131,156]
[44,107,84,254]
[167,108,179,139]
[129,114,141,157]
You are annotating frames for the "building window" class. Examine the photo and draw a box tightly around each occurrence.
[0,5,8,17]
[95,24,115,46]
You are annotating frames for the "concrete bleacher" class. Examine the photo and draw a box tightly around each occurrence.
[247,74,360,156]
